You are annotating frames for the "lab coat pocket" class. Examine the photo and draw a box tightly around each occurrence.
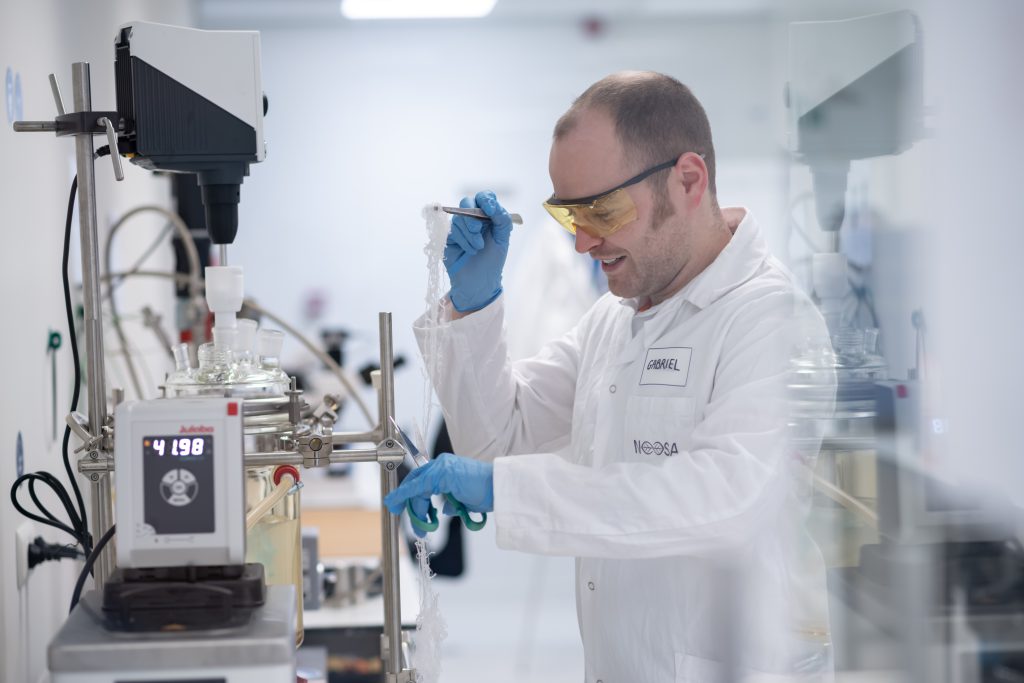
[676,651,831,683]
[675,652,728,683]
[623,395,695,460]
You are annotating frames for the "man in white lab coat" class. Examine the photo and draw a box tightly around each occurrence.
[386,71,832,682]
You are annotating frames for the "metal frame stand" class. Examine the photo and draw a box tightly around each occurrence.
[16,62,118,584]
[71,62,116,585]
[16,62,415,682]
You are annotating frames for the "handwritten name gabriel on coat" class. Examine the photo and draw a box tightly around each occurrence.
[646,358,681,371]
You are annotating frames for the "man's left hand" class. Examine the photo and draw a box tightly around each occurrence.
[384,452,494,521]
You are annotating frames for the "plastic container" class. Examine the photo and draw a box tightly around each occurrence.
[245,465,304,647]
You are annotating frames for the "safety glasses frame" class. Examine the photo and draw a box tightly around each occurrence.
[543,153,705,238]
[544,157,679,208]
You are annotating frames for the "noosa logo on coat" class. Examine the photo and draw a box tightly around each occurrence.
[633,439,679,456]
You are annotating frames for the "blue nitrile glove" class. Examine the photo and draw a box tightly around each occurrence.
[384,453,494,523]
[444,191,513,312]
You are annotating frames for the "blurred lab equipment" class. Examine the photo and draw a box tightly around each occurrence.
[13,21,417,683]
[788,9,923,237]
[786,11,1024,682]
[786,9,923,536]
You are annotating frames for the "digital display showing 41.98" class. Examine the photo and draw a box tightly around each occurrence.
[143,435,213,458]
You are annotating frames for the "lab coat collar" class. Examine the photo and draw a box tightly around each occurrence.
[618,207,767,315]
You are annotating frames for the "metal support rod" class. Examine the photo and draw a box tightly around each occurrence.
[12,121,58,132]
[379,314,397,447]
[218,244,228,266]
[243,448,384,468]
[71,62,114,586]
[79,446,401,474]
[89,476,113,575]
[333,429,382,445]
[377,312,407,679]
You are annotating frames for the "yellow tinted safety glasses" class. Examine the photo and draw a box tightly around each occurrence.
[543,158,678,238]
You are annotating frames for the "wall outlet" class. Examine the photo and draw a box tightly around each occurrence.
[16,522,33,588]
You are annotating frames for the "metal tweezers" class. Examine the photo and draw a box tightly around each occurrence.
[441,206,524,225]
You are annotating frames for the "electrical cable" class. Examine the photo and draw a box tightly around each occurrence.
[10,176,93,560]
[69,524,115,613]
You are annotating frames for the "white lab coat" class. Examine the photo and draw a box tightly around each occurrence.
[414,210,833,682]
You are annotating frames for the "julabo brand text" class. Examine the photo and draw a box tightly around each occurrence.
[646,358,680,371]
[180,425,215,434]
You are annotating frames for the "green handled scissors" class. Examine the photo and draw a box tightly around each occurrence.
[389,418,487,533]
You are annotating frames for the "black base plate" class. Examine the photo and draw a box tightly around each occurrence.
[101,563,266,633]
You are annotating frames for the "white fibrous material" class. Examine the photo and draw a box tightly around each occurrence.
[419,203,451,427]
[411,203,452,683]
[413,539,447,683]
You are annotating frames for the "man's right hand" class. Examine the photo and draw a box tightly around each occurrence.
[444,190,513,313]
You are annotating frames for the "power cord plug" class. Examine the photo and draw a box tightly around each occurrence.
[28,536,84,570]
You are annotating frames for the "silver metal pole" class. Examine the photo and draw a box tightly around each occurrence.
[12,121,58,132]
[79,446,403,473]
[243,448,384,468]
[332,429,383,445]
[377,312,406,679]
[218,244,228,266]
[71,62,114,585]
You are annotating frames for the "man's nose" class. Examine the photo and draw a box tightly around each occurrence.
[574,227,602,254]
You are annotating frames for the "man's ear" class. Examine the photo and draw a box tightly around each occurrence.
[674,152,708,208]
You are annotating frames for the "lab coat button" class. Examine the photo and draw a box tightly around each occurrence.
[609,385,616,393]
[588,581,595,590]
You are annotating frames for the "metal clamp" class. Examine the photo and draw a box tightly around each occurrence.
[97,116,124,181]
[297,430,332,468]
[66,411,108,454]
[379,635,417,683]
[376,438,406,467]
[313,394,342,425]
[78,453,114,475]
[14,110,120,136]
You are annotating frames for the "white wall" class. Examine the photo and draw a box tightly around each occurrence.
[0,3,193,681]
[918,1,1024,507]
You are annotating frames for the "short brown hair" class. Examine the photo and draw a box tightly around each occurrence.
[554,71,717,197]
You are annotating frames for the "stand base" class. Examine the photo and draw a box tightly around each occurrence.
[49,584,295,683]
